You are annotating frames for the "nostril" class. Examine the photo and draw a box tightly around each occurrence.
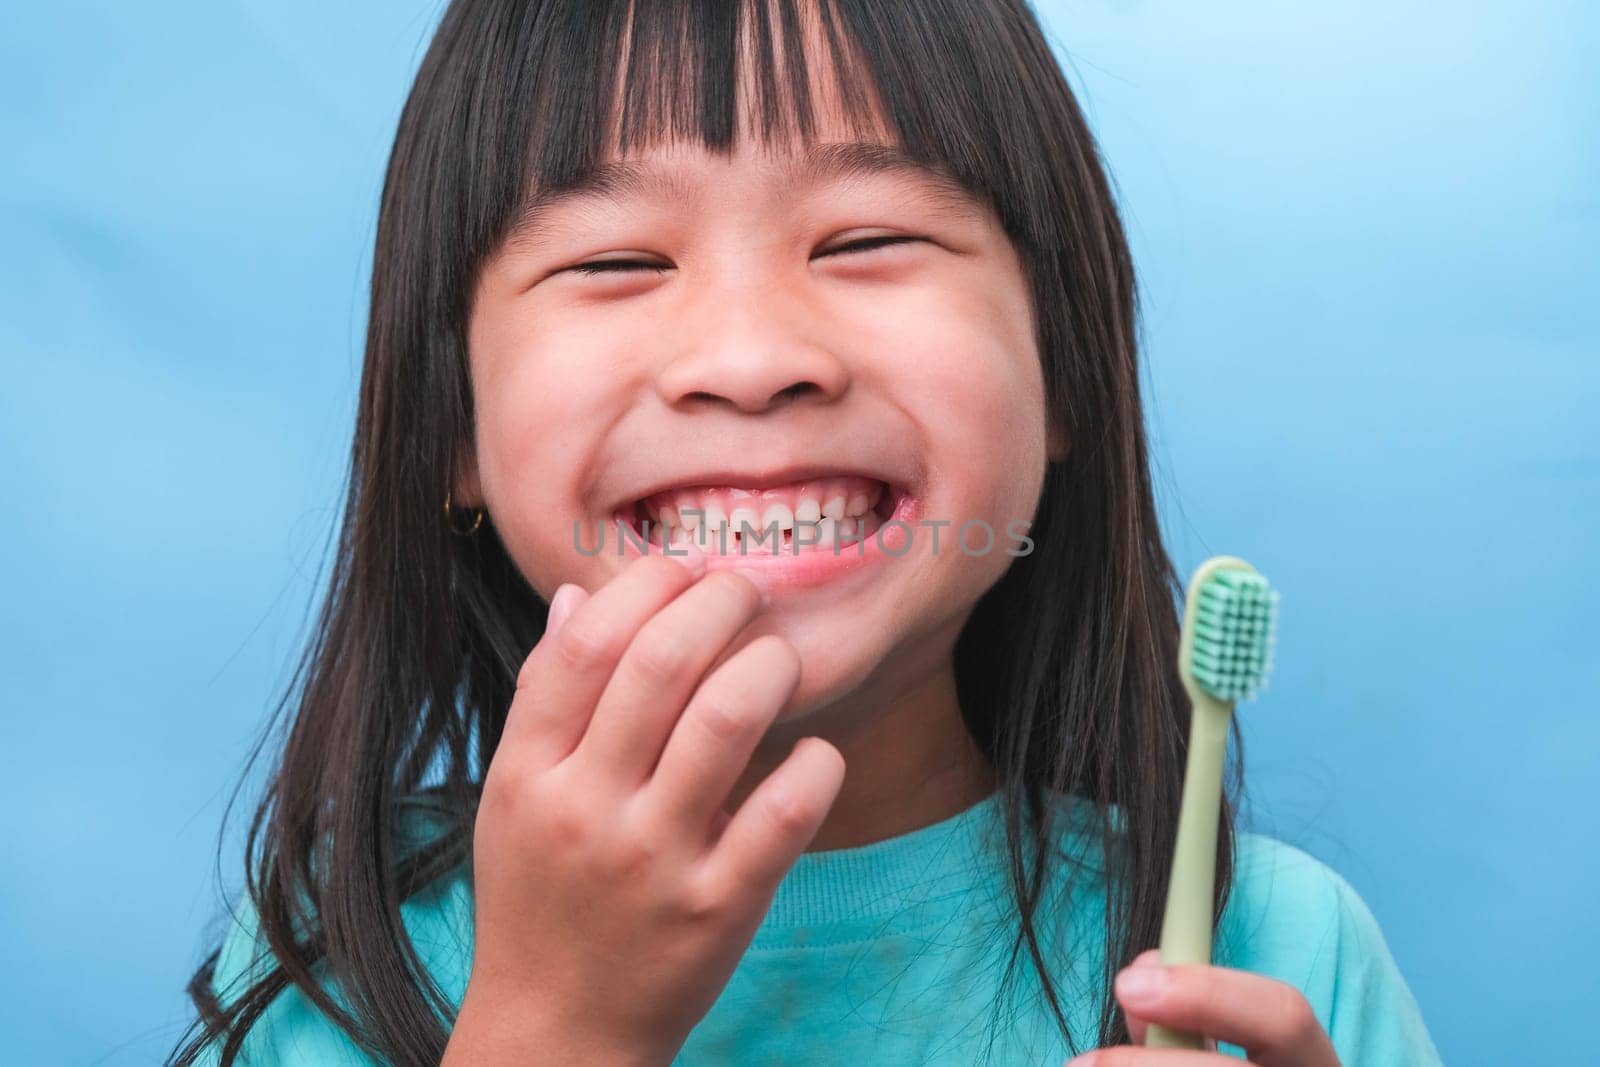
[679,381,821,411]
[772,381,820,405]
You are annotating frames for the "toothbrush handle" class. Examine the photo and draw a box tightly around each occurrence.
[1145,688,1232,1050]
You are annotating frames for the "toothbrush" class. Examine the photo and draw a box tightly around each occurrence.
[1145,555,1280,1050]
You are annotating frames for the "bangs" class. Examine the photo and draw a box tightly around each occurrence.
[466,0,1061,260]
[605,0,878,155]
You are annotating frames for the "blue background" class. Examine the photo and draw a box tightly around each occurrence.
[1,2,1593,1063]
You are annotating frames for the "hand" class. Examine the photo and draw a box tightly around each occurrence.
[446,549,847,1066]
[1064,949,1340,1066]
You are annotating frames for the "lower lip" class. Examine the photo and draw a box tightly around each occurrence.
[617,492,923,593]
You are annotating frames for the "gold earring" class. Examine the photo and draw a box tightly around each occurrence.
[444,491,484,535]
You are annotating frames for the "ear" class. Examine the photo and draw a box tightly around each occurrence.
[1046,417,1071,464]
[452,448,484,508]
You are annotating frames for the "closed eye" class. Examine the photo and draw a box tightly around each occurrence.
[564,235,924,276]
[824,235,924,258]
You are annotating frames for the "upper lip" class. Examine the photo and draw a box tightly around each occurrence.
[617,460,912,511]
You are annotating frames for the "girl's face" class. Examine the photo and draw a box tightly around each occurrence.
[463,84,1061,724]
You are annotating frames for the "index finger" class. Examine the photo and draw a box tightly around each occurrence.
[502,547,706,768]
[1116,952,1215,1052]
[1114,963,1336,1067]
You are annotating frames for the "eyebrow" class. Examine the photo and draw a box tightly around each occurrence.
[505,140,984,247]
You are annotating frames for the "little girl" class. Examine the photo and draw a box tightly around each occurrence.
[175,1,1443,1064]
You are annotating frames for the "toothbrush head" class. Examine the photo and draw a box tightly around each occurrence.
[1180,556,1280,703]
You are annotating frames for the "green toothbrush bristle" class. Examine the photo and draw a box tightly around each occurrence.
[1189,569,1280,701]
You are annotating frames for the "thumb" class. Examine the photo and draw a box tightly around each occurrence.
[545,582,588,636]
[1117,950,1218,1053]
[1120,949,1162,1046]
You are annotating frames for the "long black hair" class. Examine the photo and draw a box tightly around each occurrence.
[172,1,1242,1062]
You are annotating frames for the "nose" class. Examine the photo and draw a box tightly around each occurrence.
[655,304,851,414]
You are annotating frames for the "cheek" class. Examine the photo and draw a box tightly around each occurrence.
[902,307,1048,525]
[468,325,625,597]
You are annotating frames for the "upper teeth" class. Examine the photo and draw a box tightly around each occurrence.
[637,478,888,549]
[669,492,874,528]
[646,481,880,526]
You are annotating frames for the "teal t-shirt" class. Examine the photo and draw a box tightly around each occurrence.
[200,790,1442,1064]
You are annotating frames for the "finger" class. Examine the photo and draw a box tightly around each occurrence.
[1064,1049,1231,1066]
[1121,951,1216,1051]
[573,569,767,786]
[700,731,845,895]
[1113,963,1336,1067]
[504,549,705,768]
[1124,1008,1147,1049]
[545,581,587,635]
[1120,951,1213,1051]
[649,633,803,833]
[1120,950,1162,1046]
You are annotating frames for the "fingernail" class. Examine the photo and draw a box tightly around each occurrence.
[1116,965,1165,1004]
[546,583,581,634]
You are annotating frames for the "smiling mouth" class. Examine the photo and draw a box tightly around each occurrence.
[617,474,905,553]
